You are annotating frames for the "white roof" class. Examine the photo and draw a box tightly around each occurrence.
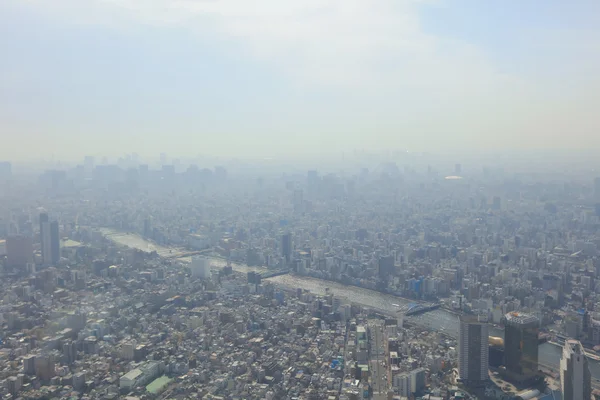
[122,368,143,381]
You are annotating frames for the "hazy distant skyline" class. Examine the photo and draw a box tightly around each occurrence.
[1,0,599,161]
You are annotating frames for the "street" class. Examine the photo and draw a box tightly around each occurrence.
[368,320,389,396]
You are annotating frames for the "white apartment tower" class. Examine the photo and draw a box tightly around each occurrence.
[458,314,489,385]
[191,256,211,280]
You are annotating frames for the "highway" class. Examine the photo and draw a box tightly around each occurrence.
[368,320,389,397]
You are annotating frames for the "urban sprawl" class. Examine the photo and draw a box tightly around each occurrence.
[0,157,599,400]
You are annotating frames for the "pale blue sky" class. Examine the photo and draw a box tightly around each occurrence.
[1,0,599,161]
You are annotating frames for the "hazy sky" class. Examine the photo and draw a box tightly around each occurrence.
[1,0,599,161]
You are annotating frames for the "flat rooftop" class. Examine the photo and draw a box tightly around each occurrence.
[146,376,172,394]
[566,339,583,354]
[505,312,538,326]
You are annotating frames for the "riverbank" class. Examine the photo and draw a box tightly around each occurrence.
[285,271,442,312]
[548,340,600,362]
[102,228,461,315]
[97,228,600,379]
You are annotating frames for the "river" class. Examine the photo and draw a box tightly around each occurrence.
[99,229,600,379]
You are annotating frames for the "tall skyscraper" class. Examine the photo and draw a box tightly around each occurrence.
[560,340,591,400]
[281,233,292,264]
[39,212,49,226]
[34,354,55,381]
[50,221,60,265]
[23,355,36,375]
[595,177,600,198]
[393,368,426,397]
[455,163,462,175]
[40,213,51,265]
[62,340,78,365]
[458,314,489,385]
[40,213,60,266]
[504,312,539,382]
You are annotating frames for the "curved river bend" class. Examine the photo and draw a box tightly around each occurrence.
[101,230,600,379]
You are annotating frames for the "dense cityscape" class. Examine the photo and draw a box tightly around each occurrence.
[3,0,599,397]
[1,155,600,400]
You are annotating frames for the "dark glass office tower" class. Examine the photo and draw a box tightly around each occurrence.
[281,233,292,263]
[504,312,539,382]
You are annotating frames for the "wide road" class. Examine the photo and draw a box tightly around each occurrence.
[368,320,388,396]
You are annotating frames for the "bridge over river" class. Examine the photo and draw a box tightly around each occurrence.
[99,228,600,380]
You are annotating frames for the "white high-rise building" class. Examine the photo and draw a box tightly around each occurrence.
[396,308,404,328]
[560,339,591,400]
[458,314,489,385]
[392,368,426,397]
[191,256,211,280]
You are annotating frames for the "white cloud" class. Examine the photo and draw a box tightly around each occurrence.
[186,0,498,89]
[7,0,600,154]
[21,0,507,90]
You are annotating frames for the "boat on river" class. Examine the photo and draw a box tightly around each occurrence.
[405,303,442,316]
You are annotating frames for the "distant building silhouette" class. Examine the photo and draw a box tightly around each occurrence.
[40,213,60,266]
